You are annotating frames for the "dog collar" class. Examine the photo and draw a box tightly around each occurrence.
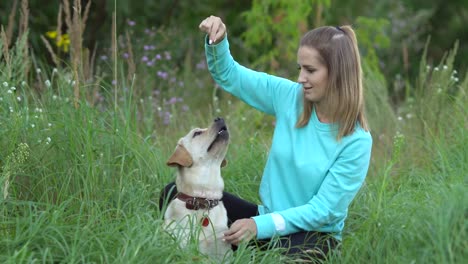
[176,192,220,210]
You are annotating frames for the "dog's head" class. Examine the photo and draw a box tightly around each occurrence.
[167,117,229,169]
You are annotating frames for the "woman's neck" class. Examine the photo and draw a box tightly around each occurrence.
[314,104,332,123]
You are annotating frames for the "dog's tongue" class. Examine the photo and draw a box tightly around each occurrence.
[201,217,210,227]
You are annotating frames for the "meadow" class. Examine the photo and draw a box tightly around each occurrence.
[0,1,466,263]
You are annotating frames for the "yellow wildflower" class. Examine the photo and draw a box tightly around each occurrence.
[46,30,70,53]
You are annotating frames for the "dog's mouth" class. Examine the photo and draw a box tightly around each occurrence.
[207,118,229,152]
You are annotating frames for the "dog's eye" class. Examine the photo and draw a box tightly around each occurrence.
[193,131,202,138]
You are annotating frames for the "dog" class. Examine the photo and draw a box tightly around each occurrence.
[164,117,232,260]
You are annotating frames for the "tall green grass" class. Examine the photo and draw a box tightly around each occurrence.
[1,2,467,263]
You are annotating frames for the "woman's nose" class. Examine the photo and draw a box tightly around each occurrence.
[297,71,306,83]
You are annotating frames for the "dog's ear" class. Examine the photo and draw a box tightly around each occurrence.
[221,159,228,168]
[167,144,193,167]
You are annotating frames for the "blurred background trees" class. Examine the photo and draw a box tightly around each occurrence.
[1,0,466,107]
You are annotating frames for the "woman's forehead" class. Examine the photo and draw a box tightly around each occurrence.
[297,46,324,65]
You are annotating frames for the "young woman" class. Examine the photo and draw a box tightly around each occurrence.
[160,15,372,261]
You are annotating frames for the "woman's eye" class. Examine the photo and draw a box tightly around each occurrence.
[193,131,202,138]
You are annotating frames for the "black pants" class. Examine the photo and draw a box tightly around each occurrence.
[159,182,339,261]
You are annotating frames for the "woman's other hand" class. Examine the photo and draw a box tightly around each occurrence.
[199,15,226,45]
[223,218,257,245]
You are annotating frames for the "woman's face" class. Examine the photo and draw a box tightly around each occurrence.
[297,46,329,104]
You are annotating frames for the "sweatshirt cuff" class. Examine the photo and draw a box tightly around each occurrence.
[204,34,229,56]
[252,214,275,239]
[253,213,286,239]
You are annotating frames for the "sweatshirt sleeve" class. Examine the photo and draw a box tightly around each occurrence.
[253,133,372,239]
[204,35,298,116]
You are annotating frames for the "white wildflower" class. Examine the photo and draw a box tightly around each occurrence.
[45,80,51,87]
[53,95,58,100]
[7,90,12,94]
[31,124,35,128]
[48,123,52,127]
[241,117,246,121]
[10,86,16,91]
[443,65,448,70]
[397,116,403,121]
[216,108,221,113]
[46,137,51,144]
[36,68,41,73]
[21,81,27,86]
[17,96,21,102]
[2,81,8,87]
[52,68,58,74]
[434,67,439,71]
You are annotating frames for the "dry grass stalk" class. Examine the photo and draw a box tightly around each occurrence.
[125,30,136,83]
[56,4,63,54]
[5,0,18,47]
[62,0,93,108]
[63,0,79,106]
[82,0,92,33]
[112,11,118,110]
[1,26,11,77]
[89,42,97,83]
[81,1,92,82]
[19,0,29,40]
[41,35,59,66]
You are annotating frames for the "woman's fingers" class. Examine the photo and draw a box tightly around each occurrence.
[223,219,257,245]
[199,16,226,44]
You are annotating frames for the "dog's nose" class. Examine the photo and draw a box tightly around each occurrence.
[214,117,224,123]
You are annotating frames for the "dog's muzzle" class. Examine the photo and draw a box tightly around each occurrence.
[176,192,220,210]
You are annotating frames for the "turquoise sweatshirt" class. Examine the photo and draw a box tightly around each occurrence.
[205,36,372,240]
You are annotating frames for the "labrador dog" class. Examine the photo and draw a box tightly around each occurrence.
[164,117,232,260]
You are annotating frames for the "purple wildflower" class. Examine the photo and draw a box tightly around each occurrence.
[157,71,168,79]
[196,60,206,70]
[168,97,177,104]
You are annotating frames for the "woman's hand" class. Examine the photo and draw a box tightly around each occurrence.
[223,218,257,245]
[199,15,226,45]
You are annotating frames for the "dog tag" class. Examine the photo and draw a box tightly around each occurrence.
[201,217,210,227]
